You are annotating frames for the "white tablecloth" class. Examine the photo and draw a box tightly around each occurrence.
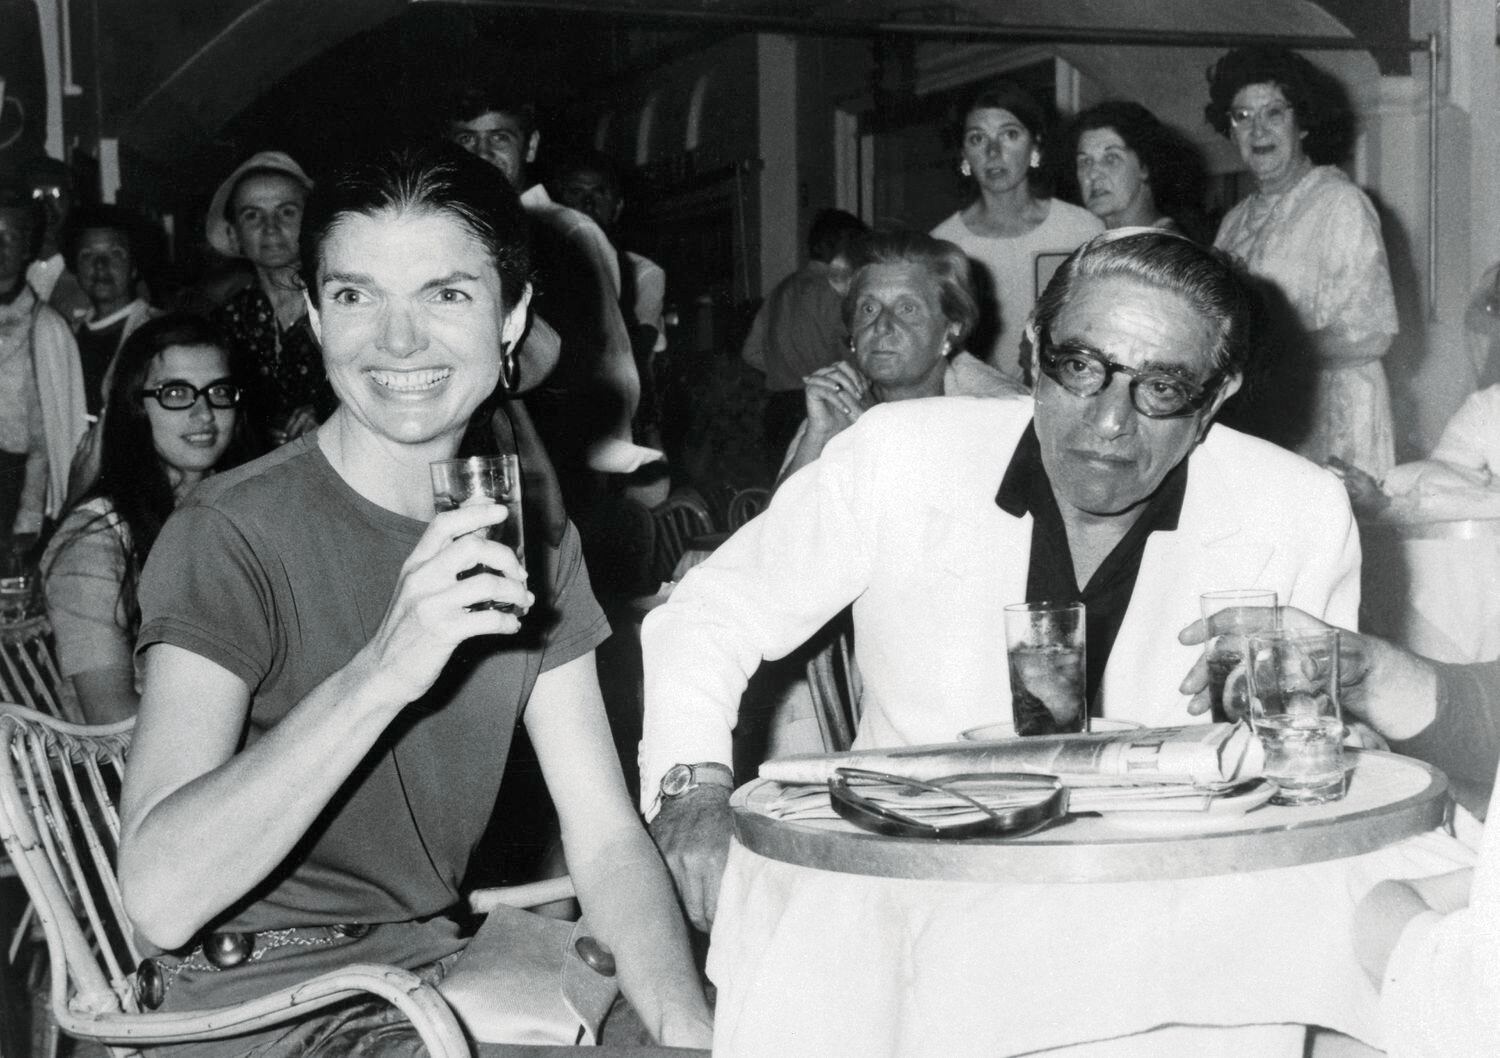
[1360,521,1500,663]
[707,828,1474,1058]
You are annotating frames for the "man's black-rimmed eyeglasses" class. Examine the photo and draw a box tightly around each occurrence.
[138,379,243,411]
[1037,331,1224,420]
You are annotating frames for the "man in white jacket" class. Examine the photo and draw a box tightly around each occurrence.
[641,230,1361,932]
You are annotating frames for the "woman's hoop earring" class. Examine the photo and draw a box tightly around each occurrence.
[498,341,520,394]
[959,159,972,178]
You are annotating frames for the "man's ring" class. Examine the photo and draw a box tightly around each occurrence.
[832,381,842,392]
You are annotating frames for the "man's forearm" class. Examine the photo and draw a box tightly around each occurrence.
[1393,658,1500,791]
[14,447,48,534]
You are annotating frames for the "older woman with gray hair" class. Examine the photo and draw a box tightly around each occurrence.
[779,229,1023,482]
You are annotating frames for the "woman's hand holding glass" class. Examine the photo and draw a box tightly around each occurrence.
[802,361,874,438]
[360,503,531,707]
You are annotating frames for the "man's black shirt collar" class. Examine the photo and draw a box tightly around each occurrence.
[994,420,1191,709]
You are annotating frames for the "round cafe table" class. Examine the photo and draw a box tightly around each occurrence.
[706,752,1473,1058]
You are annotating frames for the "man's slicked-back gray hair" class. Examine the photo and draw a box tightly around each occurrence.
[1030,229,1256,376]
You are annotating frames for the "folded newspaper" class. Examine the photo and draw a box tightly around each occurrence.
[756,723,1269,819]
[759,722,1265,788]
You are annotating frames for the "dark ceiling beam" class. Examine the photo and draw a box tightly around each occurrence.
[418,0,1425,55]
[119,0,406,165]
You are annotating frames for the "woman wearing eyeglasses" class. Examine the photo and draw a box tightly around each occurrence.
[42,313,257,722]
[1207,45,1398,475]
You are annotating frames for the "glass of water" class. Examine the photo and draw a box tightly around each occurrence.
[430,454,527,615]
[1199,589,1279,722]
[1245,628,1346,805]
[1003,601,1087,736]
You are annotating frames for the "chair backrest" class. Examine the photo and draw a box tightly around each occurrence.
[650,491,716,584]
[727,487,771,529]
[0,705,137,1040]
[805,620,862,753]
[0,617,85,724]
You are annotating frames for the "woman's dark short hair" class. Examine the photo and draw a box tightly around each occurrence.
[841,230,980,350]
[1204,46,1351,163]
[298,144,533,311]
[1066,101,1206,224]
[1031,230,1256,377]
[953,79,1055,195]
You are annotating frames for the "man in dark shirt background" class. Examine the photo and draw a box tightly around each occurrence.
[66,204,159,415]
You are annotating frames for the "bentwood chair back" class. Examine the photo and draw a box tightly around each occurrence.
[806,620,862,753]
[726,487,771,529]
[0,705,472,1058]
[0,617,84,725]
[650,490,716,584]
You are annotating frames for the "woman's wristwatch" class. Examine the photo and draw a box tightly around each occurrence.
[659,762,735,802]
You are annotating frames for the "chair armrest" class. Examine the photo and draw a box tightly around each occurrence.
[56,963,470,1058]
[468,875,577,915]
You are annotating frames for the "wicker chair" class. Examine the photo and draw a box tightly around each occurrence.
[726,487,771,529]
[0,617,83,725]
[0,616,85,1054]
[0,706,471,1057]
[650,491,716,584]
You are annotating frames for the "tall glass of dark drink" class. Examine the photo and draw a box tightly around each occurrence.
[1003,601,1086,736]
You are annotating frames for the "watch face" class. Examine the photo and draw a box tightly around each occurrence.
[661,764,693,797]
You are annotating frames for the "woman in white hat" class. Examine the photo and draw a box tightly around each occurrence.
[207,151,332,444]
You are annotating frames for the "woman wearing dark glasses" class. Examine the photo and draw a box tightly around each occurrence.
[43,313,258,722]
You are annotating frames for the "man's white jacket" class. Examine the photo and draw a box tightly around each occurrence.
[640,395,1360,808]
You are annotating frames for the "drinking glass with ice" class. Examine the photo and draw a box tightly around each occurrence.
[1245,628,1346,805]
[1199,589,1279,722]
[1003,601,1087,736]
[429,454,527,616]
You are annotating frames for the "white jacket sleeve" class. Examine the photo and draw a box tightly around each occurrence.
[1380,773,1500,1055]
[639,409,888,813]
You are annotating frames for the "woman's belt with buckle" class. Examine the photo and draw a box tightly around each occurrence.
[134,923,373,1010]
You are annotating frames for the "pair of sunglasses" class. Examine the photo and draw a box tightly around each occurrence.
[828,768,1068,840]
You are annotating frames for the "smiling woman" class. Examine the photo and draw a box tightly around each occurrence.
[114,145,713,1056]
[1206,46,1398,476]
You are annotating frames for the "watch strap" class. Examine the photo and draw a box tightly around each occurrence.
[661,761,735,800]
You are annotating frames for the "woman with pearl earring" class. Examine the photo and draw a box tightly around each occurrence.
[931,79,1102,386]
[778,230,1023,484]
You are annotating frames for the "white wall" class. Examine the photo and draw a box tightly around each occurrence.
[757,34,800,293]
